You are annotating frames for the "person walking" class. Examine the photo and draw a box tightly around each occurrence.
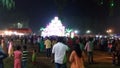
[52,37,69,68]
[32,49,37,65]
[84,38,94,64]
[8,40,14,57]
[116,39,120,66]
[39,37,45,52]
[44,37,52,58]
[14,46,22,68]
[69,44,85,68]
[22,45,28,68]
[0,45,7,68]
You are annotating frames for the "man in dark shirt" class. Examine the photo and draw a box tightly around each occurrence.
[0,46,7,68]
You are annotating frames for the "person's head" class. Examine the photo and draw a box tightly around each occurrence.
[23,45,27,50]
[16,46,21,50]
[73,44,82,57]
[45,37,49,40]
[57,37,64,43]
[89,37,93,42]
[33,49,36,53]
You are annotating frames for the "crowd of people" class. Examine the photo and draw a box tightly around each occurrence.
[0,35,120,68]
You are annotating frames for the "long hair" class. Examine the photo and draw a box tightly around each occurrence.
[73,44,82,57]
[16,46,21,50]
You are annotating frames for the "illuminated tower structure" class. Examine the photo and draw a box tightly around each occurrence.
[41,17,65,37]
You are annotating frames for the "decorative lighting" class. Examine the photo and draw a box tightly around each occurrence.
[41,17,65,37]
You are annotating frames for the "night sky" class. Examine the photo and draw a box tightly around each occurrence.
[0,0,120,34]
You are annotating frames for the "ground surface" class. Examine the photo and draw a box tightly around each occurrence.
[3,44,120,68]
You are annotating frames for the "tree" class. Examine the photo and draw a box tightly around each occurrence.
[0,0,15,10]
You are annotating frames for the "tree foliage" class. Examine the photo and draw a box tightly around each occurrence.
[0,0,15,10]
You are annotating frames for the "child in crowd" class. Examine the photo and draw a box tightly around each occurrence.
[14,46,22,68]
[22,45,28,68]
[32,49,37,65]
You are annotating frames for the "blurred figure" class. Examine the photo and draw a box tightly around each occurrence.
[111,39,117,65]
[39,37,45,52]
[107,40,112,54]
[1,39,7,54]
[116,39,120,66]
[1,39,4,49]
[32,49,37,65]
[84,38,94,64]
[22,45,28,68]
[0,45,7,68]
[69,44,85,68]
[52,37,69,68]
[14,46,22,68]
[44,37,52,58]
[51,38,57,47]
[67,37,73,50]
[8,40,14,57]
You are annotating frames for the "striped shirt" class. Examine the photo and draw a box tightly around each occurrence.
[22,50,28,61]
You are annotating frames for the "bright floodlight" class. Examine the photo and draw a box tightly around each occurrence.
[106,29,112,34]
[86,30,91,34]
[74,30,78,34]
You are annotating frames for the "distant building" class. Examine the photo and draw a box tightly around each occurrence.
[0,28,32,36]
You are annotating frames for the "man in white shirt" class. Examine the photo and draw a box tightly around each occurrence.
[52,37,69,68]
